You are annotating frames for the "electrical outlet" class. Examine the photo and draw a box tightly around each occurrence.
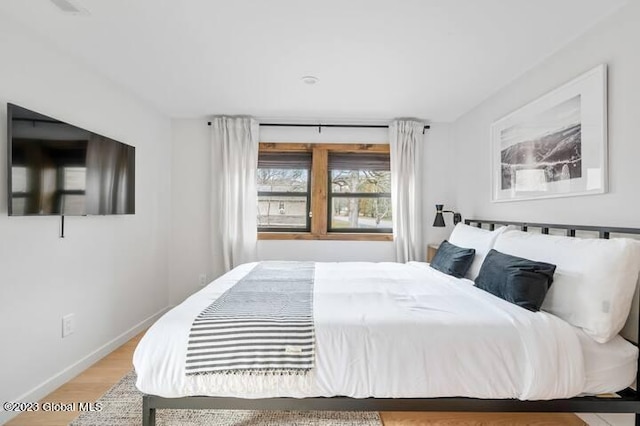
[62,313,75,338]
[199,273,207,287]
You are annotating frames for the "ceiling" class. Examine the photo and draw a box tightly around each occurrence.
[0,0,628,122]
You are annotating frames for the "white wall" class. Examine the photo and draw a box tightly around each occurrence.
[169,121,454,305]
[169,120,215,305]
[452,1,640,226]
[421,124,457,246]
[0,17,172,423]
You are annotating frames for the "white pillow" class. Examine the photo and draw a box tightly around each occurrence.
[448,223,511,280]
[494,230,640,343]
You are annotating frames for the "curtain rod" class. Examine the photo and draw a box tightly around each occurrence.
[206,122,431,134]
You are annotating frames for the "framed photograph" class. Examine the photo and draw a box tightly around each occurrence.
[491,64,607,202]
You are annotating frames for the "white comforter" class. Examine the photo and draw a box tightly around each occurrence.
[134,262,585,400]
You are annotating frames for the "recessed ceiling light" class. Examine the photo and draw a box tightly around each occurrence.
[301,76,319,85]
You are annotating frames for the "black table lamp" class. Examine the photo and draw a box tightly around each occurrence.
[433,204,462,227]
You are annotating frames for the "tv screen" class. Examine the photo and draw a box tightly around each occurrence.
[7,104,135,216]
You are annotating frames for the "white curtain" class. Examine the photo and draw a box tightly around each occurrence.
[210,116,259,272]
[390,119,424,262]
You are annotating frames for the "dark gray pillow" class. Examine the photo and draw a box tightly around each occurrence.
[430,240,476,279]
[475,249,556,312]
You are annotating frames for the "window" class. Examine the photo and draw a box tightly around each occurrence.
[328,153,391,233]
[257,143,392,241]
[257,152,311,232]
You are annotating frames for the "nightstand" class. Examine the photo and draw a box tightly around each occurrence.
[427,243,440,263]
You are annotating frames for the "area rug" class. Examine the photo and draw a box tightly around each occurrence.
[70,371,382,426]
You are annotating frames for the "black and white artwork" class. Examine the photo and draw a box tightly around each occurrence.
[500,95,581,191]
[491,65,607,202]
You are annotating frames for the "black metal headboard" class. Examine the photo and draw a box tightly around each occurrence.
[464,219,640,239]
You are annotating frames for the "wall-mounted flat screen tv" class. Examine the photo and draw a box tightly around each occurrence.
[7,104,135,216]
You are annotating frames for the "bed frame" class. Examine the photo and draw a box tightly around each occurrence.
[142,219,640,426]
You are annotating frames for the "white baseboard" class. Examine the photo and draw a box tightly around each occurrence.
[577,413,609,425]
[577,413,635,425]
[0,306,170,425]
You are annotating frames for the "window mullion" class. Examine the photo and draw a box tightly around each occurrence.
[310,147,328,236]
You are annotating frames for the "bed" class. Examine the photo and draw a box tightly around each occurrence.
[134,219,640,425]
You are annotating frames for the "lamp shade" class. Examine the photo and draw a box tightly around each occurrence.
[433,204,445,227]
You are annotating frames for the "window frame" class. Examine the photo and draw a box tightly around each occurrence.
[257,143,393,241]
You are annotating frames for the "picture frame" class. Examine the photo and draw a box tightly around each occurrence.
[490,64,607,202]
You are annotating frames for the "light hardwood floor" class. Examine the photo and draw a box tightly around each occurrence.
[7,332,586,426]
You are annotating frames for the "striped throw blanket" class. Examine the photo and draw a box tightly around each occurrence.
[185,261,315,376]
